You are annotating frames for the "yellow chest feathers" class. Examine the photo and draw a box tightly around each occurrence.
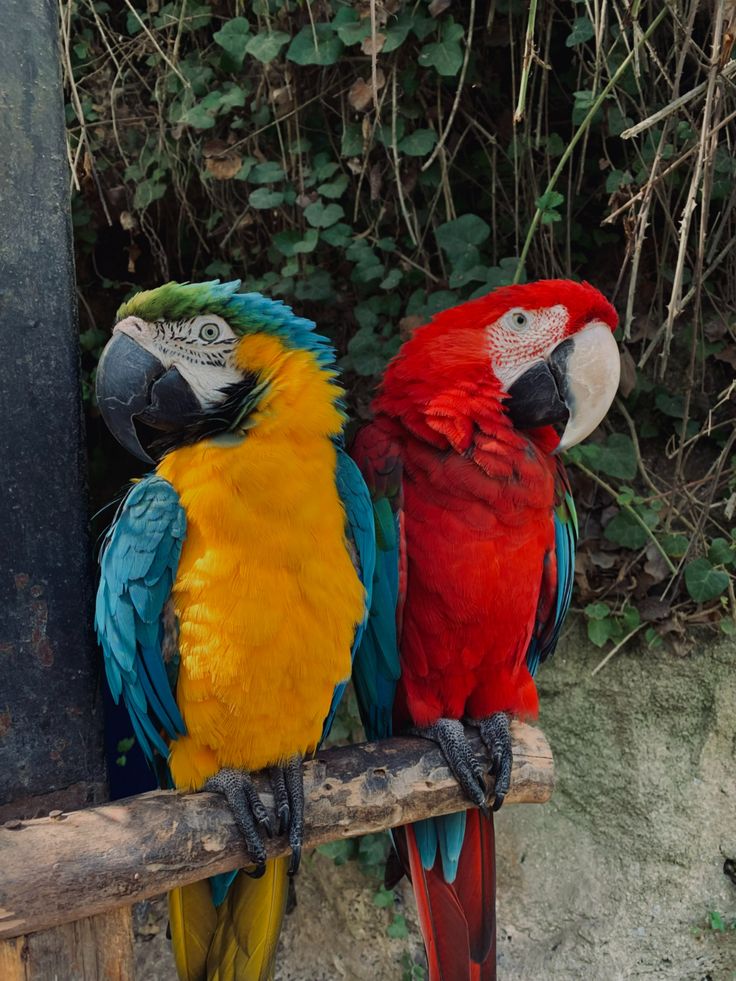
[157,337,365,790]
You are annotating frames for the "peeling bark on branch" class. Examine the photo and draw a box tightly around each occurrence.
[0,723,552,940]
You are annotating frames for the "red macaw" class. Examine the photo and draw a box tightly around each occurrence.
[351,280,620,980]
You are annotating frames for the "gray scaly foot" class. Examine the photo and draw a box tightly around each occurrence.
[204,768,271,877]
[411,718,489,815]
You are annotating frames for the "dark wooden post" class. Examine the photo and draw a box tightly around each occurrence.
[0,2,105,819]
[0,3,127,975]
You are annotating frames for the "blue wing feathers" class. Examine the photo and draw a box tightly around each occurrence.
[352,514,402,741]
[526,468,578,678]
[96,475,187,768]
[321,450,376,741]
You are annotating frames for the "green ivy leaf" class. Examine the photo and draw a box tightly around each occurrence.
[620,606,641,632]
[321,222,353,247]
[412,14,436,40]
[608,105,634,136]
[218,85,247,110]
[287,25,343,66]
[333,10,371,46]
[566,16,595,47]
[272,228,319,257]
[341,123,363,157]
[358,832,391,871]
[598,433,637,480]
[708,538,736,568]
[248,188,284,209]
[435,214,490,257]
[380,269,403,290]
[585,602,611,620]
[399,128,438,156]
[133,179,167,209]
[213,18,251,67]
[347,326,388,375]
[660,533,689,558]
[605,169,633,194]
[373,887,395,908]
[449,262,490,288]
[317,174,349,199]
[645,627,664,649]
[233,157,256,181]
[383,12,413,52]
[587,617,615,647]
[304,200,345,228]
[387,914,409,939]
[249,162,285,184]
[708,910,726,932]
[294,269,334,301]
[568,434,635,480]
[572,88,605,125]
[655,391,685,418]
[317,840,356,865]
[604,508,658,549]
[205,260,234,277]
[418,19,464,77]
[424,290,460,315]
[245,30,290,64]
[536,190,565,223]
[180,103,217,129]
[546,133,565,156]
[685,559,730,603]
[116,736,135,753]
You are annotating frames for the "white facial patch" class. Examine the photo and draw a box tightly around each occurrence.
[488,304,569,390]
[114,314,244,407]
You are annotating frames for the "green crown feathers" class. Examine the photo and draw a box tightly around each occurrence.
[117,280,334,365]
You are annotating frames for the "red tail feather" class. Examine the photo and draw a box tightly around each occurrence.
[398,811,496,981]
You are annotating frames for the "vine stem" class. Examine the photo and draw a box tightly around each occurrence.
[513,5,669,284]
[570,460,677,575]
[421,0,476,171]
[513,0,538,124]
[591,623,646,677]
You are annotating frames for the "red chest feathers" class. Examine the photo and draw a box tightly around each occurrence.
[395,426,556,727]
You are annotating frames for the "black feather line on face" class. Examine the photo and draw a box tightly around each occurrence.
[148,373,262,457]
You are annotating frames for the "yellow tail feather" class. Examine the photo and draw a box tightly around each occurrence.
[169,858,289,981]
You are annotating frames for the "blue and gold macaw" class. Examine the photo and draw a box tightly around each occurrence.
[94,280,375,980]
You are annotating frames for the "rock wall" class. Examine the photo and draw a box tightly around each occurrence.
[496,621,736,980]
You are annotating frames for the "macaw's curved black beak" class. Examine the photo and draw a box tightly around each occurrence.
[506,361,569,432]
[96,332,200,464]
[506,322,620,451]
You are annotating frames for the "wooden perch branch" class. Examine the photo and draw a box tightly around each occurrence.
[0,723,552,940]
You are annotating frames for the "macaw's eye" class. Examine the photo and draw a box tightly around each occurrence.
[511,312,528,330]
[199,322,220,341]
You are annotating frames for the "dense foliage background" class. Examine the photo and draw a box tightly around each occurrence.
[63,0,736,679]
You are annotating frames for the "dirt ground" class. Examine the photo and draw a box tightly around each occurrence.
[135,620,736,980]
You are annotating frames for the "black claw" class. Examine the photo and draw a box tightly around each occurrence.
[245,784,273,836]
[288,844,302,877]
[244,862,267,879]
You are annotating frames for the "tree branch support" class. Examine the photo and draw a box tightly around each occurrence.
[0,723,553,973]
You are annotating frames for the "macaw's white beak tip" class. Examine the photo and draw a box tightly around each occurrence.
[554,321,620,453]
